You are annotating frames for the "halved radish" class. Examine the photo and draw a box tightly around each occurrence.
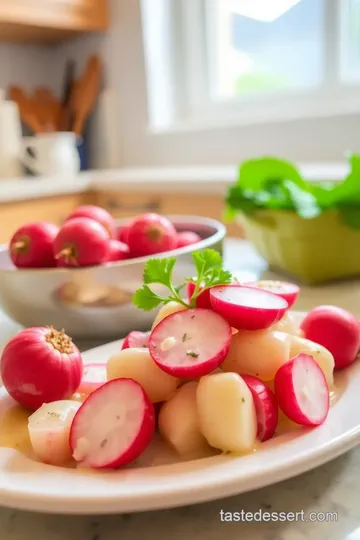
[274,354,329,426]
[244,280,299,308]
[149,308,231,378]
[210,285,288,330]
[241,375,278,441]
[77,363,107,396]
[121,330,150,350]
[289,335,334,387]
[70,378,155,469]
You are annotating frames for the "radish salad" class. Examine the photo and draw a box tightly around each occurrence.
[1,249,359,469]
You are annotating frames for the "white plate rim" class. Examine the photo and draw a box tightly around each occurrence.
[0,313,359,515]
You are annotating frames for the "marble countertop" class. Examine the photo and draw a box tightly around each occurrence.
[1,239,360,540]
[0,162,348,202]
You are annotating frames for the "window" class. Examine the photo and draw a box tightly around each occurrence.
[141,0,360,131]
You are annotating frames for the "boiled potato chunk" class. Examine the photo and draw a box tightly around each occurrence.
[290,335,334,387]
[222,330,291,381]
[158,382,211,457]
[107,347,179,402]
[28,400,81,465]
[272,312,302,336]
[197,373,257,453]
[152,302,187,329]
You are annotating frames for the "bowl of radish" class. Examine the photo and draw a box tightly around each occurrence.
[1,249,360,514]
[0,209,225,339]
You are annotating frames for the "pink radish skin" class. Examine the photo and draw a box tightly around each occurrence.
[241,375,278,441]
[300,305,360,370]
[149,308,231,378]
[244,280,299,309]
[66,205,116,238]
[186,281,211,309]
[176,231,202,248]
[117,222,132,244]
[54,217,110,267]
[127,213,177,257]
[274,354,330,426]
[9,222,59,268]
[106,239,129,262]
[77,363,107,396]
[210,285,288,330]
[122,331,150,350]
[70,378,155,469]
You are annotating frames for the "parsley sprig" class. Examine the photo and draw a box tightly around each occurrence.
[132,249,232,311]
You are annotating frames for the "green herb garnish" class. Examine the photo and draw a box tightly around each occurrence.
[132,249,232,311]
[186,350,199,358]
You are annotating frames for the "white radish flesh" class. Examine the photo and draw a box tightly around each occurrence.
[152,302,187,329]
[274,354,330,426]
[121,331,150,350]
[222,330,291,381]
[158,382,211,457]
[149,308,232,378]
[107,347,179,402]
[289,335,334,387]
[70,378,155,469]
[28,400,81,465]
[210,285,288,330]
[78,363,107,396]
[196,372,257,453]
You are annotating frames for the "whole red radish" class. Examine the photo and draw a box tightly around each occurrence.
[70,378,155,469]
[117,221,132,244]
[106,239,129,262]
[127,213,177,257]
[0,326,83,410]
[149,308,231,378]
[210,285,288,330]
[9,222,59,268]
[300,305,360,370]
[122,330,150,350]
[176,231,202,249]
[243,280,300,309]
[66,205,116,238]
[78,363,107,396]
[241,375,278,441]
[274,353,329,426]
[54,217,110,267]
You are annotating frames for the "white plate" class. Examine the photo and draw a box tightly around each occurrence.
[0,318,359,515]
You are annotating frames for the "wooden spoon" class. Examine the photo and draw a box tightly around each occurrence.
[72,55,102,135]
[9,86,43,134]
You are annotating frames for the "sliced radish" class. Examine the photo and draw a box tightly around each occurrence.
[121,331,150,350]
[77,363,107,396]
[210,285,288,330]
[289,335,334,387]
[244,280,299,308]
[196,372,257,453]
[274,354,330,426]
[28,400,81,465]
[70,378,155,469]
[148,308,231,378]
[240,375,278,441]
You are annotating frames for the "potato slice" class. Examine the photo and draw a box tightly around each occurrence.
[197,373,257,453]
[107,347,179,402]
[158,382,211,458]
[272,312,301,336]
[152,302,187,329]
[222,330,291,381]
[289,335,334,387]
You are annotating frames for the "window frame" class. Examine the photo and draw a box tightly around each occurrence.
[141,0,360,133]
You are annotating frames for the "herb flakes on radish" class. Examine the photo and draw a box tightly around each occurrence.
[70,378,155,469]
[149,308,232,378]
